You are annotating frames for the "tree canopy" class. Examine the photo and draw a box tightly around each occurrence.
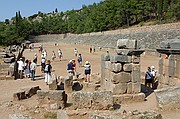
[0,0,180,46]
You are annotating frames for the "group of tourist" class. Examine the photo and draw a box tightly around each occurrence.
[17,44,92,85]
[145,66,157,92]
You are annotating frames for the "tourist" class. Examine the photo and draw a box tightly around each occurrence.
[39,44,43,53]
[77,53,82,67]
[90,47,92,53]
[67,60,74,76]
[72,59,76,75]
[151,66,157,89]
[44,50,47,59]
[30,59,37,81]
[58,49,63,61]
[74,48,78,57]
[17,58,24,79]
[145,67,153,92]
[51,51,56,61]
[84,61,91,82]
[24,59,30,78]
[33,53,38,64]
[41,57,46,72]
[44,60,52,85]
[93,47,96,53]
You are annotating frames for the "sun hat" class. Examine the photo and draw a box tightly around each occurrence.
[85,61,89,64]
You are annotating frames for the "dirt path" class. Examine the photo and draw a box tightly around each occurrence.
[0,42,179,119]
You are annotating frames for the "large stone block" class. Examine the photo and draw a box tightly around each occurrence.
[110,55,132,63]
[111,72,131,84]
[37,90,67,109]
[127,82,132,94]
[111,63,122,72]
[168,55,175,77]
[64,78,73,93]
[132,83,141,93]
[49,80,58,90]
[37,90,49,99]
[131,64,141,83]
[159,58,163,75]
[72,91,113,110]
[112,83,127,95]
[132,93,145,102]
[101,54,110,61]
[123,63,132,72]
[117,39,136,49]
[20,86,41,97]
[104,61,112,70]
[132,55,140,63]
[57,110,69,119]
[175,55,180,78]
[116,49,130,55]
[154,86,180,110]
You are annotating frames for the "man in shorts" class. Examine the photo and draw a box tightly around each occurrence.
[17,58,24,79]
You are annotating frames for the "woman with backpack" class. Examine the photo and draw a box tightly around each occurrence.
[44,60,52,85]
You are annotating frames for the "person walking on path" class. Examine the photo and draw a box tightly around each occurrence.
[74,48,78,57]
[44,60,52,85]
[41,57,46,72]
[90,47,92,53]
[51,51,56,61]
[43,50,47,59]
[17,58,24,79]
[151,66,157,89]
[30,59,37,81]
[77,54,82,67]
[67,60,74,77]
[145,67,153,92]
[58,49,63,61]
[33,53,38,64]
[84,61,91,82]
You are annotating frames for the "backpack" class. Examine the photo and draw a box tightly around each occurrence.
[45,64,50,73]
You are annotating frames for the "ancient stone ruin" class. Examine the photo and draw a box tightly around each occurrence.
[101,39,145,104]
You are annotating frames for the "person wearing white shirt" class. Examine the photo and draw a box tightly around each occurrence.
[17,58,24,79]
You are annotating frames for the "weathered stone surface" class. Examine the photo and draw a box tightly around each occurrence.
[160,39,180,49]
[175,55,180,78]
[37,90,49,99]
[110,55,132,63]
[132,93,145,102]
[168,55,175,77]
[129,111,162,119]
[159,58,163,75]
[20,86,41,97]
[64,78,73,93]
[13,91,26,101]
[117,39,136,49]
[127,82,132,94]
[131,64,141,83]
[72,91,113,110]
[101,54,110,61]
[89,113,121,119]
[132,55,140,63]
[154,86,180,110]
[9,113,35,119]
[50,103,60,110]
[112,83,127,95]
[132,83,141,93]
[37,90,67,109]
[113,95,124,104]
[111,72,131,84]
[123,63,132,72]
[104,61,112,70]
[57,110,69,119]
[158,75,169,85]
[111,63,122,72]
[49,80,58,90]
[116,49,130,55]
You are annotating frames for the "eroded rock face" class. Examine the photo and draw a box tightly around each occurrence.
[154,86,180,110]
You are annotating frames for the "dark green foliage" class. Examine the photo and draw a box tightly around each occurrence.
[0,0,179,46]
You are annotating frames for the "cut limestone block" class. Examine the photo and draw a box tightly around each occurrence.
[112,83,127,95]
[101,54,110,61]
[111,72,131,84]
[111,63,122,72]
[123,63,132,72]
[110,55,132,63]
[168,55,175,77]
[131,64,141,83]
[117,39,136,49]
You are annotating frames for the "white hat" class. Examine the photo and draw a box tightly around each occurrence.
[151,66,155,69]
[69,60,72,63]
[20,58,23,60]
[85,61,89,64]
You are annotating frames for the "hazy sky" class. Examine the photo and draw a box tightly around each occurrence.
[0,0,103,21]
